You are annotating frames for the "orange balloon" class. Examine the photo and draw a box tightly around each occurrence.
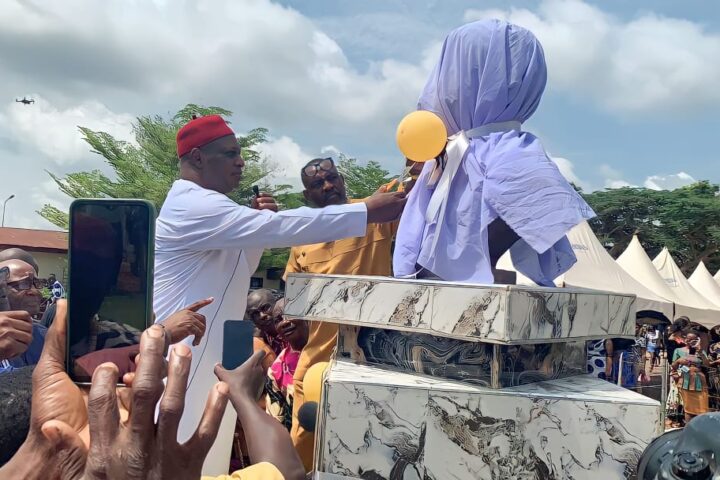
[396,110,447,162]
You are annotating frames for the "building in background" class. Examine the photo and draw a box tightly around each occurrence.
[0,226,285,291]
[0,227,68,281]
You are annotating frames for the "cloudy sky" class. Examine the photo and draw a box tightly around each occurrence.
[1,0,718,230]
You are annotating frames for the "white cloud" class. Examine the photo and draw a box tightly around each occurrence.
[597,164,637,189]
[464,0,720,114]
[605,179,635,189]
[0,96,134,166]
[0,0,441,229]
[320,145,342,156]
[0,0,435,132]
[550,156,589,191]
[644,172,696,190]
[256,136,313,190]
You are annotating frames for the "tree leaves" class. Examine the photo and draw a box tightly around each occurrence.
[583,181,720,274]
[336,155,392,199]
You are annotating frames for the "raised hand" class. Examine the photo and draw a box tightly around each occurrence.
[44,325,230,480]
[161,297,213,346]
[251,192,279,212]
[0,310,33,360]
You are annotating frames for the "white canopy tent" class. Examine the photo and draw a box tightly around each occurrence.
[689,261,720,308]
[497,222,673,320]
[651,248,720,328]
[617,237,720,328]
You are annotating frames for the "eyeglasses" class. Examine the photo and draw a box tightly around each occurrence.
[7,278,42,291]
[301,158,335,178]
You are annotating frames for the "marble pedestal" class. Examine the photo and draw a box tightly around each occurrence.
[337,326,587,388]
[285,274,636,343]
[283,274,658,480]
[317,361,662,480]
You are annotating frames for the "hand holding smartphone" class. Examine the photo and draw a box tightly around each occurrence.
[67,199,156,385]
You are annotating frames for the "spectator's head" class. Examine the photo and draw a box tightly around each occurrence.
[272,298,309,351]
[672,317,690,333]
[0,366,33,465]
[301,157,347,207]
[48,274,56,284]
[683,329,700,349]
[0,259,43,316]
[0,248,39,275]
[246,289,277,336]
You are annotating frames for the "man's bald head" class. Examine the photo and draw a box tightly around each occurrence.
[247,288,275,310]
[0,259,36,282]
[246,289,277,335]
[0,259,42,315]
[0,249,39,275]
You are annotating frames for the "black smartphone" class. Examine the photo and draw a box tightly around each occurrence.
[0,266,10,311]
[67,199,156,385]
[223,320,255,370]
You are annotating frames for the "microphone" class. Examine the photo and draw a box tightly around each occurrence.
[298,401,318,432]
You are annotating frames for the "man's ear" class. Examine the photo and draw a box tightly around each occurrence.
[189,148,203,169]
[302,189,311,203]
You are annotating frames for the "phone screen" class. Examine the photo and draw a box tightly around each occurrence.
[68,200,155,384]
[223,320,255,371]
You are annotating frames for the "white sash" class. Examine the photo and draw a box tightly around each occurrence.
[424,120,522,255]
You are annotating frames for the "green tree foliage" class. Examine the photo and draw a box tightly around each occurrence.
[37,105,394,272]
[336,155,392,199]
[38,104,280,229]
[583,181,720,274]
[38,104,291,268]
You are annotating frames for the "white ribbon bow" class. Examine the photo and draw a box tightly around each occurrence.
[424,120,522,255]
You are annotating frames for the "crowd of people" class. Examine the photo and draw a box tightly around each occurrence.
[603,318,720,429]
[0,142,408,478]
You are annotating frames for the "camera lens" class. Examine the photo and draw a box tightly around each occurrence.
[671,452,711,480]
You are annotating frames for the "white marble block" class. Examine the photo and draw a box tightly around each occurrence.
[317,360,662,480]
[285,274,636,343]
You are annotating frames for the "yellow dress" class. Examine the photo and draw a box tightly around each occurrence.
[284,211,396,472]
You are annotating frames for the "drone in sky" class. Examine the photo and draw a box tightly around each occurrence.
[15,97,35,105]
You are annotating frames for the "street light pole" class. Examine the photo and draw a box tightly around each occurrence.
[2,194,15,227]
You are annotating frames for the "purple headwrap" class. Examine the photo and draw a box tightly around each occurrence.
[393,19,595,285]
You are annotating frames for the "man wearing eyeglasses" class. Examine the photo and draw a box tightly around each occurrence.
[284,156,410,471]
[0,259,46,374]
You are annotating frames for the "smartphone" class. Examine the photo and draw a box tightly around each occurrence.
[0,266,10,311]
[67,199,156,384]
[223,320,255,370]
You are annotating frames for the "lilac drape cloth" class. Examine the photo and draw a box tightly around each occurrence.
[393,20,595,285]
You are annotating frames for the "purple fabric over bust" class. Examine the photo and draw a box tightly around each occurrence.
[393,19,595,285]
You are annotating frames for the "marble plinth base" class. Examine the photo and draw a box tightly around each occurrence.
[285,274,635,344]
[337,326,587,388]
[317,361,661,480]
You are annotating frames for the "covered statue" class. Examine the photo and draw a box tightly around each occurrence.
[393,19,595,285]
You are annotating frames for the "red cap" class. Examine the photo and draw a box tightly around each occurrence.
[176,115,235,158]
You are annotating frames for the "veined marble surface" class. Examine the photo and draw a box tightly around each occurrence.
[318,361,661,480]
[337,326,586,388]
[285,274,635,343]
